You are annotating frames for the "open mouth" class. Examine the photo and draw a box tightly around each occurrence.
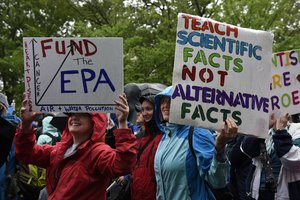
[70,121,81,127]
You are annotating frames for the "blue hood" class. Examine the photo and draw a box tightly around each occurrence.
[154,86,185,134]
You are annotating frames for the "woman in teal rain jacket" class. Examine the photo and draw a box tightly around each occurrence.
[154,86,238,200]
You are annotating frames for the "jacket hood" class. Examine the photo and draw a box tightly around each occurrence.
[60,113,107,145]
[139,95,155,105]
[139,96,161,135]
[154,86,183,133]
[288,122,300,140]
[0,93,9,109]
[42,116,59,136]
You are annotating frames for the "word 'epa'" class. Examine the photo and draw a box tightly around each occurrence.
[61,68,115,93]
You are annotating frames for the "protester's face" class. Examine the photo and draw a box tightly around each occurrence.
[68,113,93,135]
[160,97,170,122]
[136,112,144,124]
[142,100,154,122]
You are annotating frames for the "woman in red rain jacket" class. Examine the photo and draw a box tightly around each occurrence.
[14,94,137,200]
[131,91,164,200]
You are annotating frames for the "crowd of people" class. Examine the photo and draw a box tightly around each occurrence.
[0,83,299,200]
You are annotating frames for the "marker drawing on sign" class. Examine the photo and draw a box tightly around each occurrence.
[30,38,37,105]
[23,37,124,113]
[37,44,73,105]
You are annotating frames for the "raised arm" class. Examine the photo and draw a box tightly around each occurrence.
[13,93,54,168]
[93,94,137,177]
[273,113,300,170]
[206,118,238,188]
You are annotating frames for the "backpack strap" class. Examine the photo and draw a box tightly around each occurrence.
[188,127,215,160]
[188,126,196,160]
[136,134,156,164]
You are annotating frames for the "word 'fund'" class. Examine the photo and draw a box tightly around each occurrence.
[40,39,97,57]
[182,15,239,38]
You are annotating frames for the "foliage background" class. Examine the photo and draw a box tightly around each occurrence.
[0,0,299,112]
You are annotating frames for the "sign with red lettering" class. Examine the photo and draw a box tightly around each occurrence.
[23,37,123,113]
[270,49,300,116]
[170,13,273,137]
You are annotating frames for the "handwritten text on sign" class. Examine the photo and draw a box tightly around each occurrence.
[169,13,273,137]
[23,38,123,113]
[270,49,300,116]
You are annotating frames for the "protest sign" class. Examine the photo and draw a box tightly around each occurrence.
[270,49,300,116]
[170,13,273,137]
[23,37,123,113]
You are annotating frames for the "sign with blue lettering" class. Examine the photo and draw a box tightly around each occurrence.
[170,13,273,138]
[23,37,123,113]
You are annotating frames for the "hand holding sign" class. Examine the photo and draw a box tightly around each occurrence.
[269,113,276,129]
[275,113,289,131]
[115,94,129,129]
[21,93,42,133]
[215,118,238,152]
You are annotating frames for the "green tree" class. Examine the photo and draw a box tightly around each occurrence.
[72,0,220,85]
[216,0,300,52]
[1,0,299,110]
[0,0,78,110]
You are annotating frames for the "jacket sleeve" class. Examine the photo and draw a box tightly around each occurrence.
[193,128,215,175]
[92,128,137,178]
[273,130,300,171]
[13,125,54,168]
[206,148,230,189]
[193,129,230,188]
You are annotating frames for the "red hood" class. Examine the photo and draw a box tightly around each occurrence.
[60,113,107,144]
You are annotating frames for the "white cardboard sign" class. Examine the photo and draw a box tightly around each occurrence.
[23,37,123,113]
[170,13,273,137]
[270,49,300,116]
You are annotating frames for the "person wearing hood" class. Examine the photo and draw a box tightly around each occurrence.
[0,92,17,167]
[13,93,138,200]
[0,92,21,199]
[130,89,164,200]
[37,115,61,145]
[234,113,300,200]
[271,113,300,200]
[153,86,238,200]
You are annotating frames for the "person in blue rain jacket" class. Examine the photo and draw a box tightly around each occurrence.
[153,86,238,200]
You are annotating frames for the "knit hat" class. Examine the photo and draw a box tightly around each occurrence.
[0,93,9,109]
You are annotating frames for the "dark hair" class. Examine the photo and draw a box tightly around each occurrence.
[291,114,300,123]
